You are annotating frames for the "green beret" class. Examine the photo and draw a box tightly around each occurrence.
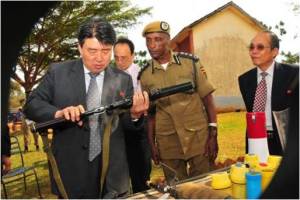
[142,21,170,37]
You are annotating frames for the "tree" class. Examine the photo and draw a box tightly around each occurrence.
[281,51,299,64]
[260,19,299,65]
[134,50,148,68]
[12,1,151,98]
[273,1,299,65]
[274,21,299,65]
[9,80,25,109]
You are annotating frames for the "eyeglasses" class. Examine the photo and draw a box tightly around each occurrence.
[248,44,271,51]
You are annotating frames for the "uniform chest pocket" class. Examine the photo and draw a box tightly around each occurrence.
[183,115,207,132]
[155,118,175,135]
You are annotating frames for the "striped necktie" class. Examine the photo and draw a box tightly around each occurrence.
[86,72,101,161]
[253,72,268,112]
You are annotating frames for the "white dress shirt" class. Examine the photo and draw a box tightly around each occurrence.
[256,61,275,131]
[124,63,141,92]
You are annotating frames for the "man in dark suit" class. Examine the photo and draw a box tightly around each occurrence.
[24,16,149,199]
[238,31,299,156]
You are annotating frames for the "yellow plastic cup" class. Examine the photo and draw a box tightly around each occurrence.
[232,183,246,199]
[256,163,275,191]
[230,163,249,184]
[211,172,232,189]
[244,154,259,168]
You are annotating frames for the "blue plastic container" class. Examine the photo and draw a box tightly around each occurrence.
[246,171,262,199]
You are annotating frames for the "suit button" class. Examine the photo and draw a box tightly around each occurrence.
[82,144,88,149]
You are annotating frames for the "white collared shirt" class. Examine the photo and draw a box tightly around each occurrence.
[124,63,142,92]
[256,61,275,131]
[160,63,169,71]
[83,65,105,97]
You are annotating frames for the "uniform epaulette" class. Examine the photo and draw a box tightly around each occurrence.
[176,52,199,62]
[137,62,150,80]
[173,54,181,65]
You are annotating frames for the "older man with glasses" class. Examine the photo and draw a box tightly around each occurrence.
[238,31,299,156]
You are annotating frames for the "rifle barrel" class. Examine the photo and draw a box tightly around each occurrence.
[31,81,194,133]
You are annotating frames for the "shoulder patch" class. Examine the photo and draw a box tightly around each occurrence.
[176,52,199,62]
[137,62,150,80]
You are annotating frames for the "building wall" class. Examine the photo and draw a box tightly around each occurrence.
[191,7,263,107]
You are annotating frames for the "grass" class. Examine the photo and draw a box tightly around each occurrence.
[2,134,56,199]
[216,111,246,163]
[2,112,246,199]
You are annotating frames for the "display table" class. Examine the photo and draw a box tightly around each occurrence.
[128,166,245,199]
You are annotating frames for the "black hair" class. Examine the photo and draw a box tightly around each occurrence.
[78,16,116,47]
[263,31,280,49]
[114,37,135,55]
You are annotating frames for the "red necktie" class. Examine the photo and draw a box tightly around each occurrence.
[253,72,268,112]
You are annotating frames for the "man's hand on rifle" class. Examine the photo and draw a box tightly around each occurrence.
[54,105,85,126]
[130,91,149,120]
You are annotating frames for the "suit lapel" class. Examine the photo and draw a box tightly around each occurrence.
[247,68,257,111]
[101,66,116,107]
[271,62,283,110]
[70,59,87,108]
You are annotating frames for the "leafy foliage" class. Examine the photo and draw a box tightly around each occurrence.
[275,21,287,36]
[12,1,151,98]
[134,50,148,68]
[281,51,299,64]
[274,20,299,64]
[9,80,25,108]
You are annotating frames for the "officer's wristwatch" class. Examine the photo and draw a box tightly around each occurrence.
[208,123,218,137]
[208,122,217,128]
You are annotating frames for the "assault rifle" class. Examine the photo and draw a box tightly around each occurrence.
[31,81,194,133]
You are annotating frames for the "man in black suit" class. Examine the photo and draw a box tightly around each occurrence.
[238,31,298,155]
[24,16,149,199]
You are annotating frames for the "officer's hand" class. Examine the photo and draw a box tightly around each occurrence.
[54,105,85,126]
[204,127,219,164]
[130,91,149,119]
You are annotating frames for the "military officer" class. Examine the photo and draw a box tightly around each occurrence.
[139,21,219,182]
